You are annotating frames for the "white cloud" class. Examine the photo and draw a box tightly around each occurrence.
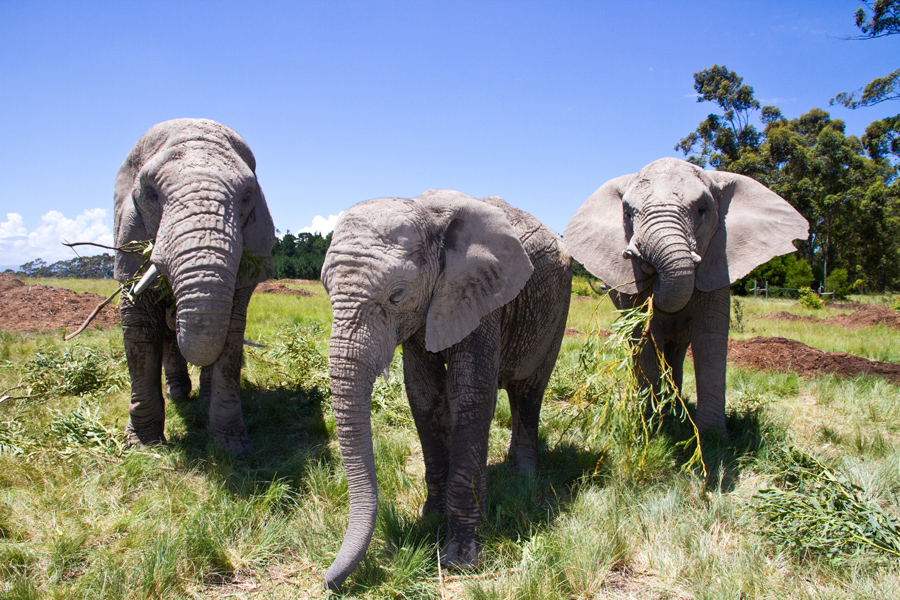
[298,212,343,235]
[0,209,114,267]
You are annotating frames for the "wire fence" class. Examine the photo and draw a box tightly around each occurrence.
[747,280,834,300]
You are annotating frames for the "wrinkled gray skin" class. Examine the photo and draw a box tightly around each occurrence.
[565,158,808,435]
[114,119,275,456]
[321,190,572,590]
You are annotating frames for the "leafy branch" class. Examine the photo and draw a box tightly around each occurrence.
[561,296,705,480]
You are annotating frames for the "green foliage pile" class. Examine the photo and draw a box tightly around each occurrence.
[753,447,900,562]
[248,322,331,396]
[18,345,128,398]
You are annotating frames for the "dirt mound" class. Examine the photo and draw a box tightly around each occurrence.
[729,337,900,384]
[0,273,26,293]
[0,276,120,334]
[763,305,900,330]
[279,278,318,285]
[255,281,314,296]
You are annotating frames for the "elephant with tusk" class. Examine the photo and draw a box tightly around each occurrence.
[114,118,274,456]
[320,189,572,590]
[565,157,808,436]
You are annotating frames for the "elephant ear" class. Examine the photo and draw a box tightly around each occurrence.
[113,142,152,284]
[418,190,534,353]
[695,172,809,292]
[238,184,276,288]
[563,174,645,294]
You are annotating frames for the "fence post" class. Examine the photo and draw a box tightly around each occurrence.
[765,280,769,300]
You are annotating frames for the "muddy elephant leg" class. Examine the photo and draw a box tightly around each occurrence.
[162,327,192,401]
[691,289,730,436]
[403,332,450,516]
[505,378,545,474]
[442,314,501,569]
[207,285,254,456]
[121,294,167,445]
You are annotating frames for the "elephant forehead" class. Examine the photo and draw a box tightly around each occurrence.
[628,159,709,205]
[627,173,709,209]
[323,250,420,297]
[155,141,253,178]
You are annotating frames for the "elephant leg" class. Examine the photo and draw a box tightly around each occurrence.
[120,294,167,446]
[207,286,254,456]
[403,332,450,516]
[691,289,730,436]
[198,366,212,406]
[442,314,501,570]
[505,377,545,474]
[162,328,192,401]
[664,342,690,422]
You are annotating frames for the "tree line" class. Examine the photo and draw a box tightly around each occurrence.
[676,2,900,295]
[8,230,333,281]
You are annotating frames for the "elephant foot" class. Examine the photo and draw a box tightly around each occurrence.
[512,449,539,474]
[419,490,446,517]
[508,437,539,473]
[211,426,254,457]
[440,537,480,571]
[165,377,192,402]
[124,420,166,448]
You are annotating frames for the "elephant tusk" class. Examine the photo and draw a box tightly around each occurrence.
[382,365,390,382]
[132,264,160,296]
[622,241,641,261]
[691,251,702,266]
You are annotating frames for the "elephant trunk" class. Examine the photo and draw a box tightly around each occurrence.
[640,210,696,314]
[155,192,241,366]
[324,312,395,591]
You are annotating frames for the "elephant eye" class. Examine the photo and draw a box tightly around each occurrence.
[388,286,405,305]
[697,206,706,216]
[140,186,160,209]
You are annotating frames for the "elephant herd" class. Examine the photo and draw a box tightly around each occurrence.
[112,118,808,590]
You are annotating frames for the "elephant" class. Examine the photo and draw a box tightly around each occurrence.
[113,118,275,456]
[564,157,808,435]
[320,189,572,590]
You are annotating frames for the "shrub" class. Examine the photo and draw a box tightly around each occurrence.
[798,287,824,310]
[571,276,602,298]
[825,268,852,300]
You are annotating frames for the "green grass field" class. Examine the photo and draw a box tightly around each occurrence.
[1,279,899,598]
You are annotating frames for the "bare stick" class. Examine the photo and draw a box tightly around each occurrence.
[63,287,122,341]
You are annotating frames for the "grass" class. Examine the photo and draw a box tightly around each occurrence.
[1,281,900,598]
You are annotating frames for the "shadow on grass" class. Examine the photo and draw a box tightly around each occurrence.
[166,381,334,498]
[662,400,784,492]
[334,436,609,597]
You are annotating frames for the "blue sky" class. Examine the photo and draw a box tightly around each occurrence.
[1,0,897,269]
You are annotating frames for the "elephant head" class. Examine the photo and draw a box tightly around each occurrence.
[320,189,533,590]
[113,118,275,366]
[564,157,808,311]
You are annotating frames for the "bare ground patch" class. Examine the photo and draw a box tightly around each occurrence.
[0,273,119,333]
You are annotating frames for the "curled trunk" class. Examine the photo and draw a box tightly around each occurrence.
[641,212,696,313]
